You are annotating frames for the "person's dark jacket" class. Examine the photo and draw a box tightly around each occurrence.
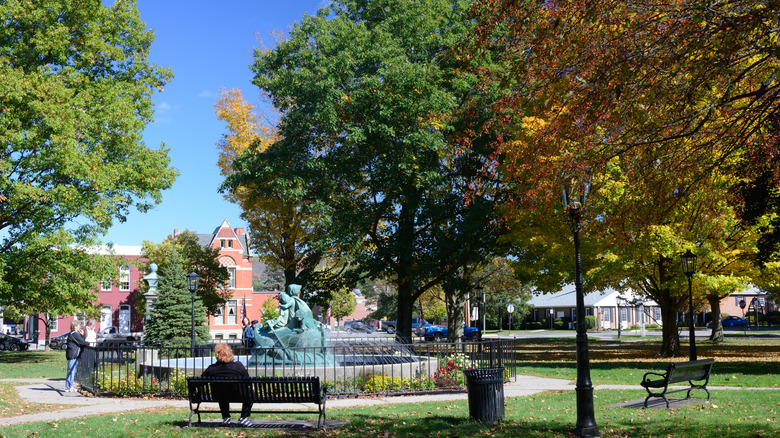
[66,330,89,360]
[202,360,250,378]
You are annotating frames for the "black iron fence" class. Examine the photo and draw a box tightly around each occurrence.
[76,338,519,398]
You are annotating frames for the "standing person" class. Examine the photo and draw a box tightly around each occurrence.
[65,320,89,392]
[241,317,250,348]
[84,320,97,345]
[201,344,256,427]
[246,320,258,348]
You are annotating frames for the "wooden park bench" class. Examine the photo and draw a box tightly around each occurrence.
[640,358,715,408]
[186,376,327,428]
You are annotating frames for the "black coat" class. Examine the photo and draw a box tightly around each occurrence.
[202,360,250,378]
[66,330,89,360]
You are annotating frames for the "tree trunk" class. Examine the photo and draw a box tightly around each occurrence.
[394,199,416,345]
[42,316,51,352]
[708,295,724,342]
[445,286,467,342]
[396,282,414,344]
[658,302,681,357]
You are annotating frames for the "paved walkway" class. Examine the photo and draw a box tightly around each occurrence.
[1,376,775,427]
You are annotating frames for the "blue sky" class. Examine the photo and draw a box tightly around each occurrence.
[102,0,327,245]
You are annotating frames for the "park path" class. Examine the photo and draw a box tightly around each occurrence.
[1,376,775,427]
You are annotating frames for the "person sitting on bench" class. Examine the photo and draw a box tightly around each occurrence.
[201,343,256,427]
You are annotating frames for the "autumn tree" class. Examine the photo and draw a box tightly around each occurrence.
[215,88,325,287]
[260,297,279,323]
[140,231,229,316]
[229,0,509,343]
[329,287,357,328]
[464,0,780,355]
[145,251,209,341]
[0,0,176,257]
[418,287,447,324]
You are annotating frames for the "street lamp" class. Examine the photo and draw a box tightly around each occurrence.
[680,249,697,361]
[562,169,600,437]
[187,271,200,355]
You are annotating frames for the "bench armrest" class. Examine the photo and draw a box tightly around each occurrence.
[641,371,666,383]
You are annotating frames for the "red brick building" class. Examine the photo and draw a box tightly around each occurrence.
[22,245,146,343]
[191,219,275,340]
[23,219,277,344]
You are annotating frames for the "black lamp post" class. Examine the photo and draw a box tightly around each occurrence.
[563,171,600,437]
[187,271,200,356]
[680,249,697,361]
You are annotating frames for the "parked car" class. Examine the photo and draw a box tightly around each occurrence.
[706,316,748,328]
[0,333,31,351]
[421,325,479,342]
[343,320,374,334]
[97,326,139,342]
[382,317,430,335]
[49,332,70,350]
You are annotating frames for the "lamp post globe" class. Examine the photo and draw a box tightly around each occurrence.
[562,169,600,437]
[680,250,697,361]
[186,271,200,355]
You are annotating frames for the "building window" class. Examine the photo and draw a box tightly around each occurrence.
[51,315,58,332]
[119,265,131,291]
[653,307,662,322]
[220,239,234,248]
[620,307,628,322]
[602,308,611,322]
[215,306,224,325]
[100,279,112,291]
[101,305,112,330]
[227,267,236,289]
[227,300,237,325]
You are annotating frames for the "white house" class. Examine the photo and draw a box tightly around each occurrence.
[527,286,661,330]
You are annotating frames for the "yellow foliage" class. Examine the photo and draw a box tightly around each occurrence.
[214,88,278,178]
[521,116,546,134]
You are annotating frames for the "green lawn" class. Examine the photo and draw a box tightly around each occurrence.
[509,337,780,388]
[0,389,776,437]
[0,350,65,379]
[0,338,778,437]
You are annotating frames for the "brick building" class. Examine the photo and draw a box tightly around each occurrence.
[22,219,279,344]
[190,219,275,339]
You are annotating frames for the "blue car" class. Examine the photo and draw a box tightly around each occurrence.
[421,325,479,341]
[707,316,748,328]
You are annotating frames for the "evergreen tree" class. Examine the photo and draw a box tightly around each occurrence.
[145,252,209,340]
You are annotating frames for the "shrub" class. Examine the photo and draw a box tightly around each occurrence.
[94,369,193,397]
[584,315,596,330]
[360,374,408,392]
[768,311,780,325]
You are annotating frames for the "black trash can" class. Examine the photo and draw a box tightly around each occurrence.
[464,367,505,423]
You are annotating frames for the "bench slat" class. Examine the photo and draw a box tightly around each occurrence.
[187,376,326,428]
